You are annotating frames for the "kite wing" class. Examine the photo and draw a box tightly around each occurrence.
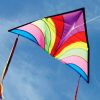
[9,8,89,82]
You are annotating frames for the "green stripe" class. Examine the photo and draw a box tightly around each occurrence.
[57,48,88,61]
[33,19,51,52]
[42,18,52,52]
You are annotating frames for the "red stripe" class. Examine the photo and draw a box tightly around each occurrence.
[54,31,87,57]
[50,15,64,56]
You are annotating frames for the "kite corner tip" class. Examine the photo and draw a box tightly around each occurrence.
[85,77,89,84]
[79,7,85,12]
[8,29,13,32]
[87,79,90,84]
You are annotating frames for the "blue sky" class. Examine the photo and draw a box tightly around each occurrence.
[0,0,100,100]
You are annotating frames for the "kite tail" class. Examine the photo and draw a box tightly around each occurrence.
[0,81,4,100]
[1,36,19,81]
[0,35,19,100]
[74,75,81,100]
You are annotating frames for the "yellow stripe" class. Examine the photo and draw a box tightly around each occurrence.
[55,42,88,58]
[43,18,56,53]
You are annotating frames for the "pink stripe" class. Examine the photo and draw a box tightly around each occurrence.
[60,56,88,75]
[18,24,45,48]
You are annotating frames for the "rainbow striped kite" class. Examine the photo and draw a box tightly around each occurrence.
[9,8,89,83]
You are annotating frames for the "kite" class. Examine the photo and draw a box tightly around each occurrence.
[9,8,89,82]
[1,8,89,100]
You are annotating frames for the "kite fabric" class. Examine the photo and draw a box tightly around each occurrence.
[9,8,89,82]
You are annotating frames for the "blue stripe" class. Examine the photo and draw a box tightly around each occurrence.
[67,63,88,82]
[11,29,38,44]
